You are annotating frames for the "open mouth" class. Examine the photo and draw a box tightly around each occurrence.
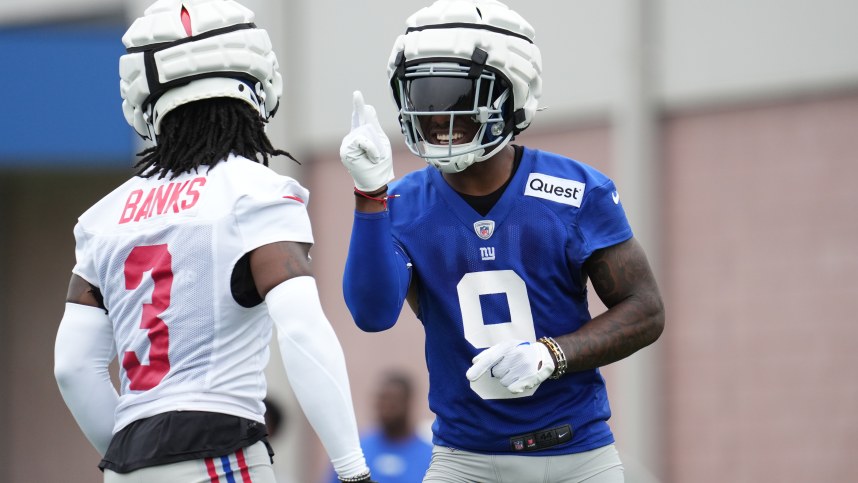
[426,123,472,145]
[418,114,479,146]
[434,130,465,143]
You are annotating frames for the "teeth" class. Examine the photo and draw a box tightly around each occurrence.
[437,132,463,142]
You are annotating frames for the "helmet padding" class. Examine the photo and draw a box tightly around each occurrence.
[387,0,542,171]
[119,0,282,140]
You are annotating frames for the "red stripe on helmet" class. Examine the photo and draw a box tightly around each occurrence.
[180,7,192,37]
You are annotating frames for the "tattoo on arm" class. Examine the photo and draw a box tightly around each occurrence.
[557,238,665,372]
[249,241,314,299]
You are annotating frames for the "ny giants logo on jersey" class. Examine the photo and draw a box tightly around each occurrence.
[474,221,497,260]
[119,177,207,224]
[524,173,585,207]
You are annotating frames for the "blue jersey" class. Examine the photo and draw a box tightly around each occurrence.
[385,146,633,455]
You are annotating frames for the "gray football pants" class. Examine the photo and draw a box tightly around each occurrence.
[103,440,275,483]
[423,443,624,483]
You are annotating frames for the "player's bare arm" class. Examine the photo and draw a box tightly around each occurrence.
[354,187,389,214]
[557,237,665,372]
[249,241,313,298]
[66,273,104,308]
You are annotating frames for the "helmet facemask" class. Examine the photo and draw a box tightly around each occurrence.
[392,62,514,173]
[386,0,543,172]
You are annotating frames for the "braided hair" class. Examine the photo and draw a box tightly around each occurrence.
[134,97,297,179]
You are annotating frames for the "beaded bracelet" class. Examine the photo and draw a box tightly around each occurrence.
[538,336,568,379]
[338,469,372,483]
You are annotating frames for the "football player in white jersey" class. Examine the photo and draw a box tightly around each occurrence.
[339,1,665,482]
[53,1,376,482]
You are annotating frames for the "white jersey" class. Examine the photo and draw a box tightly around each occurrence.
[71,155,313,433]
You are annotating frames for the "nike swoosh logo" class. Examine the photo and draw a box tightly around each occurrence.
[611,191,620,204]
[557,432,568,438]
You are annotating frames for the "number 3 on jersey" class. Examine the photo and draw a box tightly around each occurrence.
[123,244,173,391]
[457,270,539,400]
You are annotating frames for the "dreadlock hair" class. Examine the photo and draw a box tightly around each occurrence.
[134,97,297,180]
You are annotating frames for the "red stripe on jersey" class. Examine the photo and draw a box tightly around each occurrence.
[236,448,253,482]
[205,457,220,483]
[283,195,304,203]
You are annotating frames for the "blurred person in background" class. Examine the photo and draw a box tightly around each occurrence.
[52,1,375,482]
[338,1,664,482]
[327,371,432,483]
[264,397,285,441]
[264,397,296,483]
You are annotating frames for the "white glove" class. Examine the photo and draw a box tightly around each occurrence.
[339,90,394,192]
[465,340,556,394]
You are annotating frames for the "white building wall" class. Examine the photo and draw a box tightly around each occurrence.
[659,0,858,108]
[7,0,855,143]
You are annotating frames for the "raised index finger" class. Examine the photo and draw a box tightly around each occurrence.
[351,90,366,128]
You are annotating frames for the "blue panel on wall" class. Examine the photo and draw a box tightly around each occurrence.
[0,24,135,168]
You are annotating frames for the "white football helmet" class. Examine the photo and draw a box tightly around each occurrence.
[119,0,283,140]
[387,0,542,173]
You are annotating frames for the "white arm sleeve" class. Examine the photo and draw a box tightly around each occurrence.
[54,302,119,455]
[266,276,369,479]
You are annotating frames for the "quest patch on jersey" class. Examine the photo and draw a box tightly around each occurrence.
[524,173,585,207]
[524,173,586,208]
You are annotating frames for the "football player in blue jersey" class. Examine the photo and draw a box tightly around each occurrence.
[338,1,665,482]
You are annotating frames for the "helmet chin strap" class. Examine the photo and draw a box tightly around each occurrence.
[143,104,158,144]
[477,132,512,161]
[253,81,268,117]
